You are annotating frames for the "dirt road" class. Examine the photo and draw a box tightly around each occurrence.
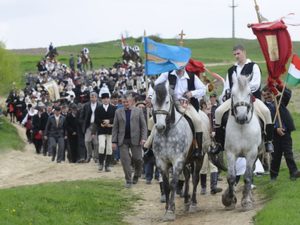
[0,124,265,225]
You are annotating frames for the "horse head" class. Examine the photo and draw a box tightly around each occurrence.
[152,81,175,133]
[231,75,254,124]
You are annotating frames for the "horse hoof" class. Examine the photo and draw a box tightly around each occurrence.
[163,210,176,221]
[184,203,190,212]
[241,200,253,211]
[222,193,237,208]
[189,204,198,213]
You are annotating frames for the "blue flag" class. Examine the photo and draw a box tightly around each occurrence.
[144,37,191,75]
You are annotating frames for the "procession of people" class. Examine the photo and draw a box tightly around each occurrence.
[4,39,300,198]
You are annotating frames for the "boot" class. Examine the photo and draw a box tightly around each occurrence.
[210,126,225,154]
[200,174,207,195]
[176,180,184,197]
[265,124,274,153]
[105,155,112,172]
[159,182,166,203]
[98,153,105,171]
[194,132,203,158]
[210,172,223,194]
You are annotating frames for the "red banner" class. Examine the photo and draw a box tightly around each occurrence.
[250,20,292,92]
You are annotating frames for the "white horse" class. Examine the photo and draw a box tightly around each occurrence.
[222,75,261,211]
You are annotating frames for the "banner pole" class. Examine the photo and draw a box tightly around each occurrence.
[253,0,262,23]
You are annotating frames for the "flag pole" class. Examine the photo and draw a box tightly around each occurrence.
[272,78,287,125]
[253,0,262,23]
[143,30,151,127]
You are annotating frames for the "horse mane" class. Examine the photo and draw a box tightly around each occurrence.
[232,75,250,95]
[238,76,248,89]
[154,82,167,107]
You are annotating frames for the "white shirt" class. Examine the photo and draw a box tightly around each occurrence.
[148,70,206,100]
[103,104,109,112]
[90,102,97,123]
[54,115,60,126]
[221,59,261,100]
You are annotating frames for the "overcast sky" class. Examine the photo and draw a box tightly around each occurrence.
[1,0,300,49]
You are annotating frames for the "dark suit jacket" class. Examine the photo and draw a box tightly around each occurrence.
[32,114,43,133]
[265,88,295,133]
[112,107,147,146]
[44,115,66,138]
[79,101,100,133]
[65,112,80,136]
[94,104,116,135]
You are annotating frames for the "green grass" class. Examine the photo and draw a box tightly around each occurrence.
[0,179,139,225]
[254,112,300,225]
[0,117,24,152]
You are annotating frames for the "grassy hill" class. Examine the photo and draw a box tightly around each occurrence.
[12,38,300,88]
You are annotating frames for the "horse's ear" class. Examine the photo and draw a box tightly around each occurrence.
[165,80,170,90]
[150,80,155,89]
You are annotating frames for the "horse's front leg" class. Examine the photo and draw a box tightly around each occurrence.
[182,165,191,212]
[241,151,257,211]
[163,160,184,221]
[222,151,237,210]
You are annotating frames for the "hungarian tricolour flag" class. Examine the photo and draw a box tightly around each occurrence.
[286,54,300,87]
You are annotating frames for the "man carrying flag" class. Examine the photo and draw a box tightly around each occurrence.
[144,38,207,156]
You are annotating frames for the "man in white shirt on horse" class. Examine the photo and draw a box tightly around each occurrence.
[211,44,274,154]
[145,67,207,156]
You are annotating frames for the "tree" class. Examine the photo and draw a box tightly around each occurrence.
[0,42,21,95]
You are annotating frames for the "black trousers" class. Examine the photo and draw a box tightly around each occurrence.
[270,132,298,178]
[33,139,42,154]
[68,134,79,163]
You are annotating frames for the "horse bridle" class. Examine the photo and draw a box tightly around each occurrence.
[153,96,174,125]
[231,94,254,124]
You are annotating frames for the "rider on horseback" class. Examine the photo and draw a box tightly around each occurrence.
[145,67,207,156]
[211,44,274,154]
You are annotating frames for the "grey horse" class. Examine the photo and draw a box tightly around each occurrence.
[151,81,206,221]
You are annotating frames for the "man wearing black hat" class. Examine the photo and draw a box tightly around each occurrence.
[44,106,67,163]
[94,92,116,172]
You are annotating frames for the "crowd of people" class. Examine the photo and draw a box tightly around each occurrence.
[4,42,300,195]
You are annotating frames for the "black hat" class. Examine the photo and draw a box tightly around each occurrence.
[135,101,146,107]
[54,106,61,111]
[101,93,110,99]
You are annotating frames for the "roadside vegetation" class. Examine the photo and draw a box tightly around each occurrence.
[254,112,300,225]
[0,179,139,225]
[0,117,24,152]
